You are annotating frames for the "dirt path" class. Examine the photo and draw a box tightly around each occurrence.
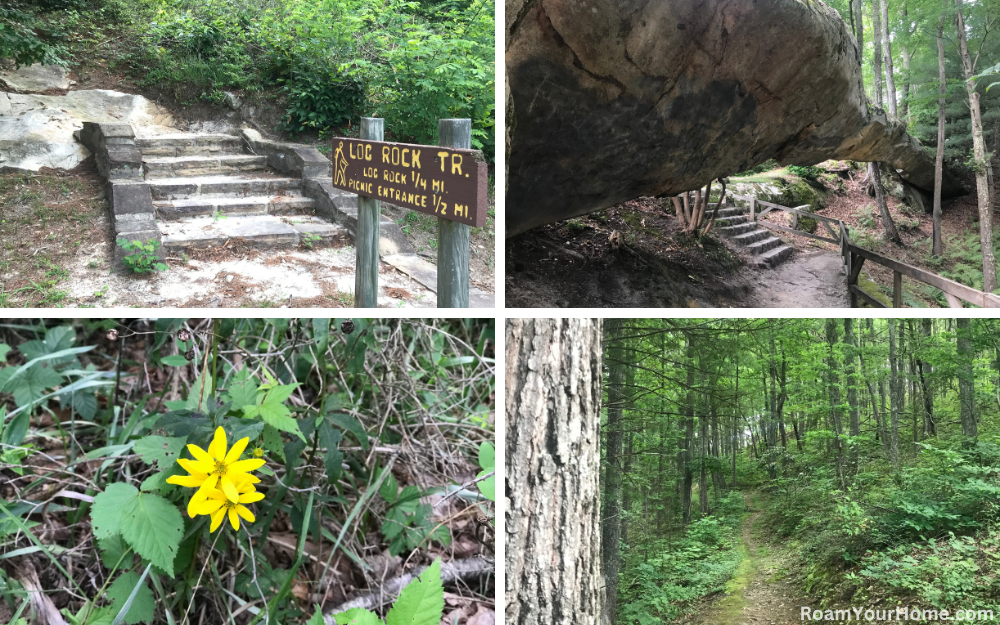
[684,493,811,625]
[747,249,849,308]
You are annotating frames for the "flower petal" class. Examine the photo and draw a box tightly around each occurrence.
[166,475,205,488]
[206,488,230,501]
[224,436,250,465]
[220,476,239,503]
[239,491,265,504]
[194,474,219,500]
[228,509,240,531]
[210,507,226,532]
[187,444,215,470]
[177,458,208,476]
[228,458,265,474]
[195,499,225,516]
[187,489,208,518]
[208,427,227,461]
[235,504,255,523]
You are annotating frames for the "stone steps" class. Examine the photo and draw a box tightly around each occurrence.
[136,133,243,157]
[143,154,267,178]
[148,175,302,200]
[154,195,315,220]
[712,203,794,267]
[159,214,345,251]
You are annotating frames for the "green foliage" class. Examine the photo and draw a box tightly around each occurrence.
[0,6,68,67]
[379,470,451,556]
[106,572,154,625]
[787,165,823,180]
[91,483,183,573]
[117,239,168,274]
[281,68,364,135]
[333,559,443,625]
[735,158,779,176]
[476,441,495,501]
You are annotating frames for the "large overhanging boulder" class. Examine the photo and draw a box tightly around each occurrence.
[505,0,963,237]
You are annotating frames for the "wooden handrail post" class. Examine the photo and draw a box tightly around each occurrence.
[354,117,384,308]
[893,271,902,308]
[750,198,756,222]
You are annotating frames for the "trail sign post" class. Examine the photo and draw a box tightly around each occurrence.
[331,118,488,308]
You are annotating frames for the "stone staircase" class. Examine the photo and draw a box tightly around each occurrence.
[135,133,343,250]
[712,200,794,266]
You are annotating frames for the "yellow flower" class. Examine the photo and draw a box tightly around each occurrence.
[166,427,265,512]
[195,480,266,532]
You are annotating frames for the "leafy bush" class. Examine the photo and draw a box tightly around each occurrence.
[788,165,824,180]
[117,238,167,273]
[0,6,68,67]
[281,65,364,135]
[735,158,780,176]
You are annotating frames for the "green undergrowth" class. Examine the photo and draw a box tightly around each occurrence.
[617,492,747,624]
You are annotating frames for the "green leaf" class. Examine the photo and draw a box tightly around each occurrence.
[244,383,304,441]
[0,343,11,361]
[119,491,184,575]
[477,442,495,501]
[184,372,213,412]
[379,470,398,504]
[92,483,139,540]
[325,411,369,452]
[98,534,131,569]
[0,363,63,407]
[477,442,494,471]
[334,608,383,625]
[318,421,343,482]
[307,605,327,625]
[2,410,29,446]
[385,559,443,625]
[261,423,286,462]
[224,368,258,413]
[133,436,186,470]
[161,355,189,367]
[106,572,155,625]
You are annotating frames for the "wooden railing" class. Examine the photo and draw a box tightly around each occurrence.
[728,192,1000,308]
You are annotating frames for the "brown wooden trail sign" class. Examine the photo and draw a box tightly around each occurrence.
[330,137,488,227]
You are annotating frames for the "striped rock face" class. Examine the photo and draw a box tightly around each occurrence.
[505,0,962,237]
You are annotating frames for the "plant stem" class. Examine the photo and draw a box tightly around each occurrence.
[180,529,223,625]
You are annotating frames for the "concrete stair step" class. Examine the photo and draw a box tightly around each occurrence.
[745,236,785,254]
[136,134,242,157]
[718,215,749,226]
[732,229,770,246]
[716,207,745,218]
[143,155,266,178]
[718,223,756,236]
[148,175,302,200]
[159,214,344,250]
[756,244,794,266]
[154,195,315,220]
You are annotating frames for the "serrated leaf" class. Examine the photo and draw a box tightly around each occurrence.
[385,559,443,625]
[70,390,98,420]
[133,436,186,470]
[161,355,189,367]
[335,608,383,625]
[244,383,304,441]
[1,364,63,407]
[184,372,213,413]
[224,368,258,414]
[92,483,139,540]
[318,421,343,482]
[379,470,398,504]
[106,572,154,625]
[98,534,131,569]
[307,605,327,625]
[119,492,183,575]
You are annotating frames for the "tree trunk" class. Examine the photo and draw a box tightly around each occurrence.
[888,319,901,473]
[933,13,947,257]
[622,431,634,546]
[900,3,913,119]
[602,319,625,625]
[880,0,897,115]
[918,319,936,437]
[506,318,605,625]
[825,319,845,488]
[699,413,709,516]
[957,318,978,441]
[854,0,865,63]
[955,0,997,292]
[871,162,903,245]
[845,319,861,474]
[682,336,695,525]
[871,0,884,106]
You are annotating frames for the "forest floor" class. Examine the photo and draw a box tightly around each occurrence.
[683,493,812,625]
[745,250,849,307]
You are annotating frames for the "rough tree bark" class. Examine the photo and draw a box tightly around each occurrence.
[933,13,947,257]
[955,0,997,292]
[872,162,903,245]
[871,0,884,106]
[602,319,624,625]
[825,319,845,488]
[918,319,936,438]
[506,318,606,625]
[682,336,695,525]
[957,318,978,441]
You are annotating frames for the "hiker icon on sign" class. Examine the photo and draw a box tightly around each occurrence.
[334,141,348,187]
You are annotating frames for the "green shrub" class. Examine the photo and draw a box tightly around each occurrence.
[280,64,364,135]
[788,165,824,180]
[117,238,167,274]
[0,6,68,67]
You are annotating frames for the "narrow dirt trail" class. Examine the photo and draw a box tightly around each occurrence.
[747,250,850,308]
[684,493,812,625]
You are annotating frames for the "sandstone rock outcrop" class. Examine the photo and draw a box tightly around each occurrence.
[506,0,962,236]
[0,89,174,171]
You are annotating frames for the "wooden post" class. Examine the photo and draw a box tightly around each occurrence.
[893,271,902,308]
[792,211,798,230]
[354,117,383,308]
[437,119,472,308]
[750,198,756,222]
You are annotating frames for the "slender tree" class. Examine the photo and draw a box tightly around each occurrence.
[933,12,947,257]
[957,318,978,441]
[602,319,625,625]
